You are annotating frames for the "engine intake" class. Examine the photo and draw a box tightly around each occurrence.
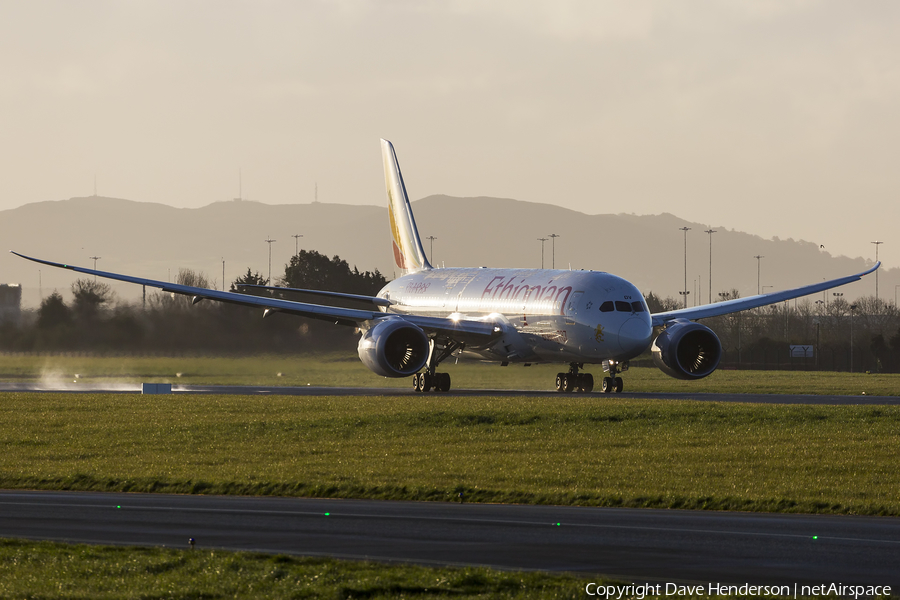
[357,319,430,378]
[651,320,722,380]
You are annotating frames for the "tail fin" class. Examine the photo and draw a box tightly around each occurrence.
[381,139,431,275]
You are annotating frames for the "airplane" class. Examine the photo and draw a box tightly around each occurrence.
[12,139,879,394]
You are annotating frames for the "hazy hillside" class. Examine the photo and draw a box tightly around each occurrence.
[0,195,891,309]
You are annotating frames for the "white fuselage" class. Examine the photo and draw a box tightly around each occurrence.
[378,268,654,364]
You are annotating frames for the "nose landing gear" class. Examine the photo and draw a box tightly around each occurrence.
[599,360,627,394]
[600,375,623,393]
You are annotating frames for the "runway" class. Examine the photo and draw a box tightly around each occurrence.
[1,381,899,405]
[1,490,898,586]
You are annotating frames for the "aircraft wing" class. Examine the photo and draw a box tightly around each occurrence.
[11,251,497,339]
[651,262,880,327]
[235,284,392,307]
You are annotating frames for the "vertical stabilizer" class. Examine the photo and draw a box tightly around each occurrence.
[381,139,432,275]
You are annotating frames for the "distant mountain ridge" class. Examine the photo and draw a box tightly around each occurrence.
[0,194,890,308]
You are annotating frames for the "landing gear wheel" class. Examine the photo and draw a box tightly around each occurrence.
[579,373,594,393]
[613,377,623,393]
[601,377,614,394]
[555,373,566,392]
[435,372,451,392]
[564,373,576,393]
[413,372,433,393]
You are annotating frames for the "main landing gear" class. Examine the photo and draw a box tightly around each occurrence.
[413,371,451,392]
[413,340,463,393]
[555,361,627,393]
[555,363,594,393]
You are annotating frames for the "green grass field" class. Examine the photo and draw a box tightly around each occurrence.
[3,357,899,597]
[0,539,602,599]
[2,392,899,515]
[2,352,899,395]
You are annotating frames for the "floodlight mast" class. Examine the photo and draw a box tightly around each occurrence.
[548,234,560,269]
[537,238,548,269]
[872,241,883,301]
[705,228,716,304]
[754,255,764,295]
[679,227,691,308]
[265,237,276,285]
[426,236,437,265]
[89,256,101,281]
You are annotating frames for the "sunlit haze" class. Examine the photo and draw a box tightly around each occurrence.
[2,1,898,267]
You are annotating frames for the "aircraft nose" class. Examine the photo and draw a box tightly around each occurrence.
[618,317,653,355]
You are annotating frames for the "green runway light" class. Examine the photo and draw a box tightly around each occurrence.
[325,513,330,516]
[556,523,561,526]
[117,506,121,509]
[813,535,818,539]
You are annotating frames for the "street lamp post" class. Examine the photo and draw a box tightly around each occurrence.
[548,234,560,269]
[704,228,716,304]
[89,256,101,281]
[871,241,883,303]
[679,227,691,308]
[537,238,548,269]
[813,318,820,370]
[292,234,303,256]
[850,303,858,373]
[753,255,764,295]
[426,236,437,265]
[265,237,276,285]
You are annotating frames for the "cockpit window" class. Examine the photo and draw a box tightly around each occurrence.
[615,301,631,312]
[631,301,645,312]
[599,301,614,312]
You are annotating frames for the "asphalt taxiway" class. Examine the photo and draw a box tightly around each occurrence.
[1,381,899,405]
[1,490,898,586]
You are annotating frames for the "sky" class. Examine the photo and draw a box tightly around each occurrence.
[2,1,899,268]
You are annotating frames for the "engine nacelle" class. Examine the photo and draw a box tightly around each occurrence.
[357,319,430,378]
[651,320,722,380]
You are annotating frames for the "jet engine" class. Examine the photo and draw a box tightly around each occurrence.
[651,320,722,380]
[357,318,430,378]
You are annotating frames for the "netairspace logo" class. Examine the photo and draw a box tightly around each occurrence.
[584,582,893,599]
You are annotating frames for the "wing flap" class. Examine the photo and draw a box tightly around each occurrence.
[236,284,392,307]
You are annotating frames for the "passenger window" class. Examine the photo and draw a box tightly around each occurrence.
[615,301,631,312]
[599,301,614,312]
[631,301,645,312]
